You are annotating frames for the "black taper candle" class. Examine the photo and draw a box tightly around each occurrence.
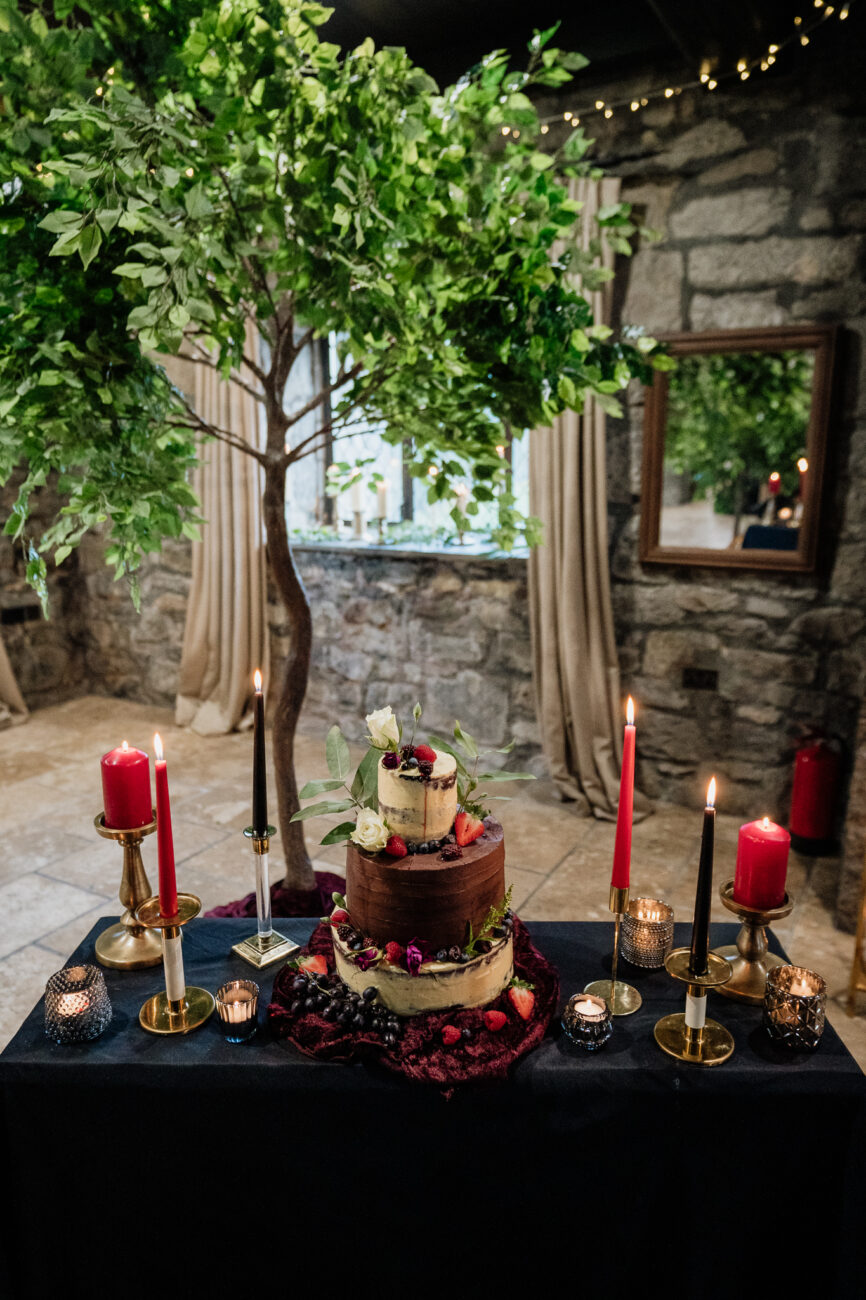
[689,778,716,977]
[252,672,268,836]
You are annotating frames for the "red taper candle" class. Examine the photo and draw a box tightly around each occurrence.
[733,816,790,910]
[153,732,178,918]
[101,740,151,829]
[611,697,636,890]
[768,471,781,496]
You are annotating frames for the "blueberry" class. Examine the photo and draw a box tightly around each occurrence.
[292,975,308,992]
[384,1032,397,1047]
[491,926,506,939]
[436,949,448,962]
[350,939,363,951]
[461,1027,473,1040]
[458,951,470,963]
[405,756,419,768]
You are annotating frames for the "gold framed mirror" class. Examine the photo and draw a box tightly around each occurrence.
[639,325,837,572]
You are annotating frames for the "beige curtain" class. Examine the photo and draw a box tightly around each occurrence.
[175,321,269,735]
[0,633,28,727]
[529,177,648,819]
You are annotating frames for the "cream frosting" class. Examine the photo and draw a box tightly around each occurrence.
[333,930,514,1016]
[378,750,457,845]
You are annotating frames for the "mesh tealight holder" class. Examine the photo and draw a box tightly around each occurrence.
[621,897,675,969]
[44,964,113,1044]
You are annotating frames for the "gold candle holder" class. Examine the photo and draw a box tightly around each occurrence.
[231,827,300,970]
[712,878,795,1004]
[135,893,215,1034]
[654,947,735,1066]
[93,810,163,970]
[584,885,643,1016]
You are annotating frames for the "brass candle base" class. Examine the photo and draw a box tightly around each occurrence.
[93,811,163,970]
[583,978,643,1016]
[654,947,735,1066]
[712,879,795,1005]
[139,986,216,1035]
[654,1013,735,1066]
[584,884,642,1015]
[135,893,215,1035]
[231,932,300,969]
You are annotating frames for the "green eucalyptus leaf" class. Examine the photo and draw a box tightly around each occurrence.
[325,725,352,781]
[299,777,346,799]
[321,822,356,846]
[289,798,355,822]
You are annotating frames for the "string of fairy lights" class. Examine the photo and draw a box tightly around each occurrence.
[500,1,855,140]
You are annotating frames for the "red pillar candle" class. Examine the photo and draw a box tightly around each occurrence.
[101,741,152,830]
[733,816,790,910]
[153,732,178,918]
[768,471,781,496]
[611,697,636,890]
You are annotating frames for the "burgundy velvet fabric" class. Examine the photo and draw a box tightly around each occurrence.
[268,916,559,1086]
[204,873,346,919]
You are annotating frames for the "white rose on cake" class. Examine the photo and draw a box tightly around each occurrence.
[365,706,400,750]
[351,807,390,853]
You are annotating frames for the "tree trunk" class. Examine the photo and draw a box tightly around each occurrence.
[263,457,316,893]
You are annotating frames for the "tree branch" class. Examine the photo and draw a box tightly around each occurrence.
[179,345,265,404]
[284,360,364,434]
[171,394,266,465]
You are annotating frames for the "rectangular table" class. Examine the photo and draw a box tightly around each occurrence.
[1,918,863,1296]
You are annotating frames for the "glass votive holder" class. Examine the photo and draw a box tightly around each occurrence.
[44,964,112,1044]
[621,897,675,969]
[763,964,826,1050]
[216,980,259,1043]
[561,993,613,1051]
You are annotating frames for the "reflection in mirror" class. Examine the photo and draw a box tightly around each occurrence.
[660,350,815,552]
[640,326,836,573]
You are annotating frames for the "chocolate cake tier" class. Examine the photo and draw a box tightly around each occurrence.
[346,819,506,951]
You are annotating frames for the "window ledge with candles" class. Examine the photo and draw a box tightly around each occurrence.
[290,533,529,563]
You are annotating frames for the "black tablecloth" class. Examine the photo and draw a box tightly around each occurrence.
[1,918,863,1297]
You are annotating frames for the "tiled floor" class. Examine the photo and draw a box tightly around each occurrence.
[2,695,865,1067]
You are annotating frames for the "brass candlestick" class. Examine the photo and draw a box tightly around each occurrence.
[713,879,795,1005]
[654,947,735,1066]
[231,827,300,970]
[584,885,642,1015]
[93,811,163,970]
[135,893,215,1034]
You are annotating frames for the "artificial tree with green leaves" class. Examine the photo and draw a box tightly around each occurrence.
[0,0,666,895]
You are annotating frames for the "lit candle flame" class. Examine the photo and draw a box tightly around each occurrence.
[495,444,506,458]
[762,815,770,830]
[706,776,716,808]
[254,669,262,693]
[154,732,164,762]
[121,739,129,752]
[797,457,809,473]
[626,696,635,726]
[769,471,781,483]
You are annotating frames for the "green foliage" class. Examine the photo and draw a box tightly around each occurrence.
[664,350,814,514]
[465,885,513,957]
[428,723,534,817]
[1,0,665,595]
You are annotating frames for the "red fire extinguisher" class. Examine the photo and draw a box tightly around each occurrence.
[789,736,840,854]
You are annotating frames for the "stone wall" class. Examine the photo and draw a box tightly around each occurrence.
[23,536,540,767]
[543,39,866,925]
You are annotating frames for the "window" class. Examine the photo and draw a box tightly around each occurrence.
[283,336,530,549]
